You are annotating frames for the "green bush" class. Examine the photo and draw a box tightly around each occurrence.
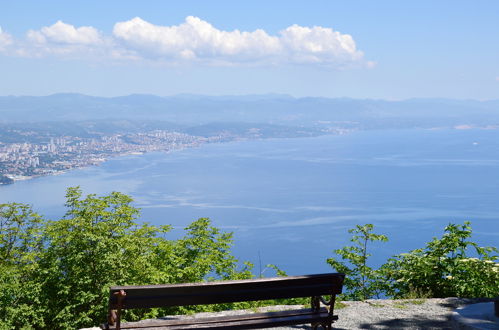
[0,187,258,329]
[381,221,498,298]
[328,222,498,300]
[326,224,388,300]
[0,203,46,328]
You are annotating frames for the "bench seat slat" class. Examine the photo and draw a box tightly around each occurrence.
[111,307,332,330]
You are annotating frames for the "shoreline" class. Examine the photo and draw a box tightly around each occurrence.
[0,133,329,185]
[1,150,159,184]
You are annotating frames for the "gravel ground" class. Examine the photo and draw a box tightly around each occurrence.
[316,297,473,329]
[88,298,488,329]
[248,298,475,329]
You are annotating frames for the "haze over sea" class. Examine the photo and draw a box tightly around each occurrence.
[2,128,498,275]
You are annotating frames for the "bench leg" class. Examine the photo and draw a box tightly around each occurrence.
[107,309,117,327]
[311,296,332,329]
[112,289,126,330]
[311,295,335,329]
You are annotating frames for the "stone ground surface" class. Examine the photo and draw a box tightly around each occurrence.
[452,302,499,330]
[86,298,494,329]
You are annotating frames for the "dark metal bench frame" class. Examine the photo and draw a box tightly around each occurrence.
[102,273,344,329]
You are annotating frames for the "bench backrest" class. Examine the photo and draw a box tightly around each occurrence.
[109,273,344,310]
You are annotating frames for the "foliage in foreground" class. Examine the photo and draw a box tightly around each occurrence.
[326,224,388,301]
[0,187,267,329]
[381,222,498,298]
[328,221,499,301]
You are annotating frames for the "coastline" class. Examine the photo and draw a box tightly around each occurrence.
[0,132,231,186]
[2,151,151,184]
[0,134,318,185]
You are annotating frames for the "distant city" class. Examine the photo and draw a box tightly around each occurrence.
[2,93,499,184]
[0,125,306,184]
[0,123,350,184]
[0,130,209,183]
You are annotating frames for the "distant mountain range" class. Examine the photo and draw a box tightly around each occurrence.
[1,93,498,129]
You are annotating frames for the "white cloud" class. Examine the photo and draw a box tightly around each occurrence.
[112,16,365,66]
[112,16,282,63]
[11,21,115,59]
[279,24,363,64]
[27,20,103,45]
[495,76,499,82]
[0,27,13,52]
[2,17,368,67]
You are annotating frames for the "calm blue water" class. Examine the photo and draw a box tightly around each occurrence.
[2,129,498,275]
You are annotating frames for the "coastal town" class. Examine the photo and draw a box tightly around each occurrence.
[0,130,233,184]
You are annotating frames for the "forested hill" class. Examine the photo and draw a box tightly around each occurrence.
[1,94,498,129]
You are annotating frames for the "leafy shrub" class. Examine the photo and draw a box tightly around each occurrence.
[327,224,388,300]
[381,221,498,298]
[0,187,258,329]
[0,203,46,328]
[328,222,498,300]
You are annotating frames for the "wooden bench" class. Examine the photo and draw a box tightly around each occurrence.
[102,273,345,329]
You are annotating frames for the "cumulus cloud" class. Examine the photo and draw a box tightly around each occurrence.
[279,24,362,64]
[112,16,365,66]
[17,21,109,58]
[113,16,282,63]
[2,17,368,67]
[27,20,103,45]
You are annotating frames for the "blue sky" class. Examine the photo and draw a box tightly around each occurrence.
[1,0,498,99]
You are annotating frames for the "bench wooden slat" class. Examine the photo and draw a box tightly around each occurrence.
[112,307,332,330]
[125,308,329,327]
[109,273,343,309]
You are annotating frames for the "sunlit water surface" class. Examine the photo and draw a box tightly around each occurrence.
[2,129,498,275]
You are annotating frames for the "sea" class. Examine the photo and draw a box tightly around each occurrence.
[1,128,498,275]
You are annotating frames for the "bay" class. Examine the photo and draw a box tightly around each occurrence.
[2,128,498,275]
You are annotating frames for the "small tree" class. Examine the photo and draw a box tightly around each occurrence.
[381,221,498,298]
[0,187,256,329]
[37,187,171,328]
[327,224,388,300]
[0,203,46,328]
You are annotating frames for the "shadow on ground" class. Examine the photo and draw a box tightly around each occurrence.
[356,315,453,329]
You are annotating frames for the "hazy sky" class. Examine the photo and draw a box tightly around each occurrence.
[1,1,498,99]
